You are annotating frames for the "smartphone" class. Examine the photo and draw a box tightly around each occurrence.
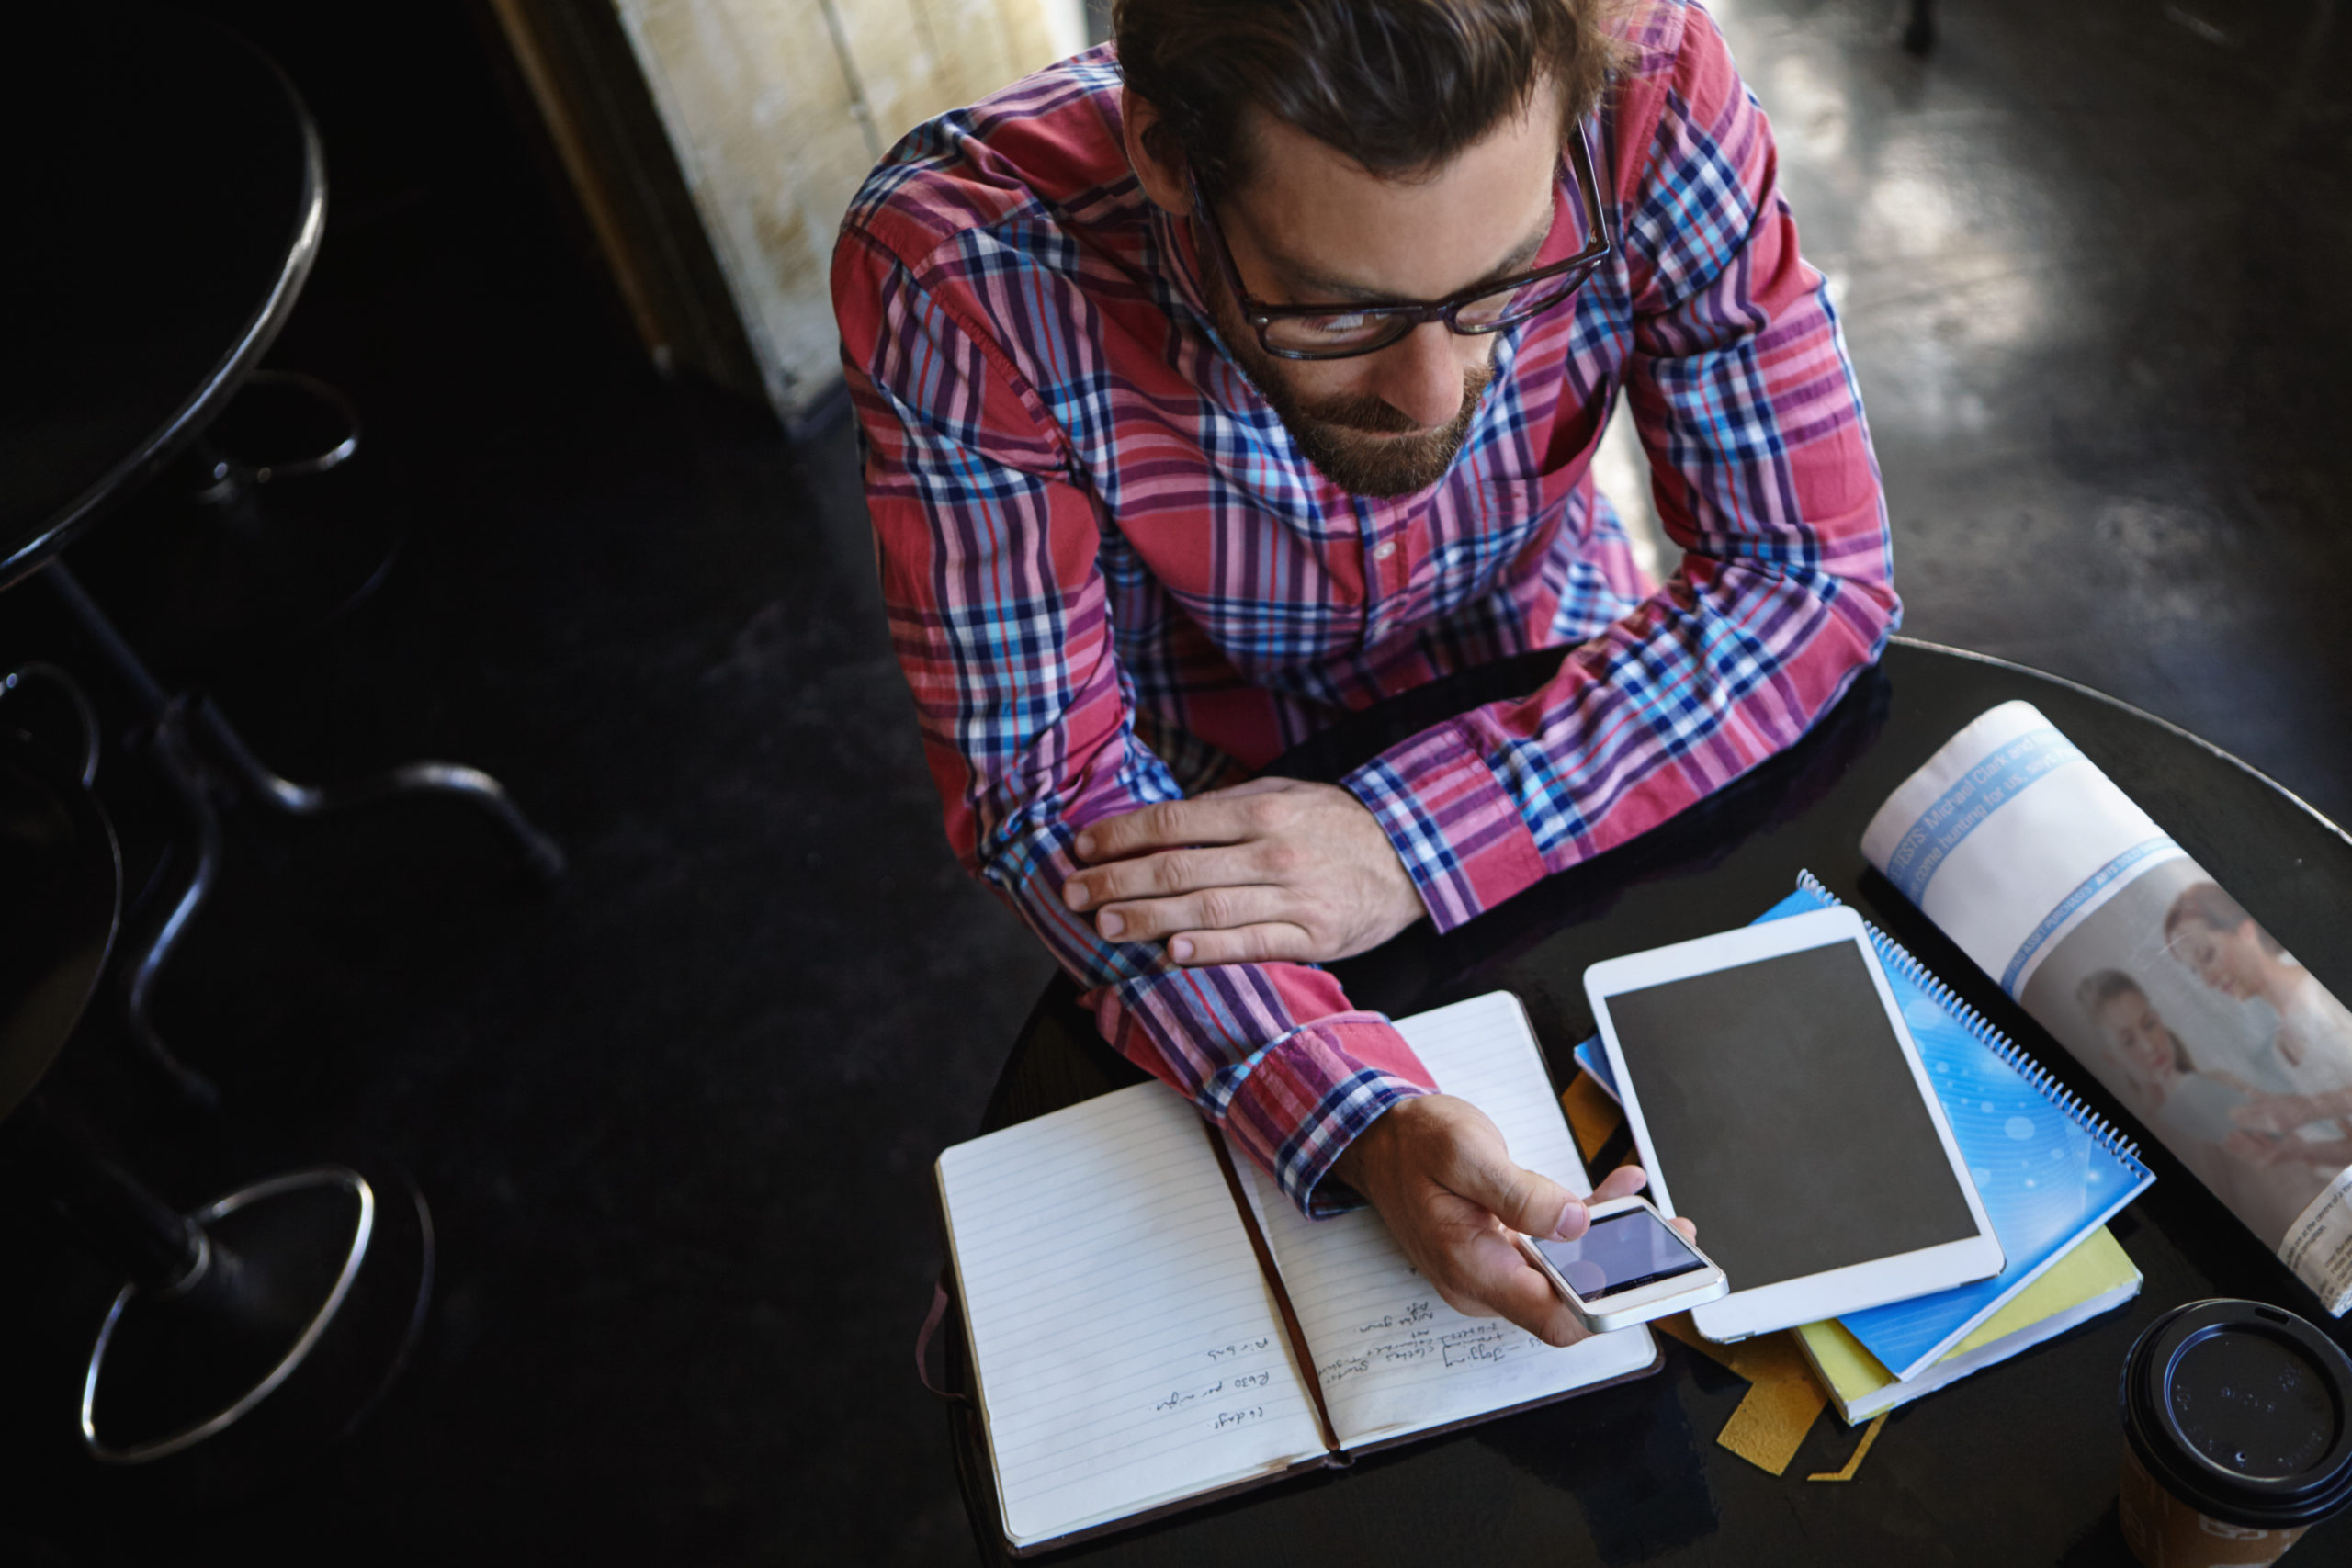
[1517,1196,1728,1333]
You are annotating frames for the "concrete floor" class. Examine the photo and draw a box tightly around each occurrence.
[1714,0,2352,827]
[0,0,2345,1563]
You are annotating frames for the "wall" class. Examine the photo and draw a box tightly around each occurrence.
[609,0,1085,425]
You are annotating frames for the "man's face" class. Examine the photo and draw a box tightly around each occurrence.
[1199,85,1565,498]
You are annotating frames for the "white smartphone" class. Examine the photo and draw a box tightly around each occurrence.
[1517,1196,1728,1333]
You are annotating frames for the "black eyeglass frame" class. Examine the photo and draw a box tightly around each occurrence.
[1187,123,1615,362]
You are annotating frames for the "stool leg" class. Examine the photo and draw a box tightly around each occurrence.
[0,637,222,1107]
[17,1096,207,1294]
[1902,0,1935,53]
[40,559,565,884]
[122,702,226,1110]
[13,1097,435,1485]
[36,558,563,1101]
[38,561,172,718]
[192,694,566,883]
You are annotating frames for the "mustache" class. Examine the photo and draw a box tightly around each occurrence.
[1296,363,1497,435]
[1297,393,1422,434]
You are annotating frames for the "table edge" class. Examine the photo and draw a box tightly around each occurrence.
[1892,636,2352,850]
[0,33,328,592]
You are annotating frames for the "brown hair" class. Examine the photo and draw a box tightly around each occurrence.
[2164,881,2286,955]
[2076,969,2196,1074]
[2076,968,2146,1016]
[1114,0,1620,200]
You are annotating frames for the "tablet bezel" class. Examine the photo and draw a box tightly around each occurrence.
[1585,906,2005,1343]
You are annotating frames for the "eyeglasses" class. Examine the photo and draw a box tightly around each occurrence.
[1187,123,1613,362]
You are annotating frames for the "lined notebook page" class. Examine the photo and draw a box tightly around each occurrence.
[937,1082,1326,1549]
[1237,993,1658,1448]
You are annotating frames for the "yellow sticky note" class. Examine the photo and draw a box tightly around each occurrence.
[1808,1413,1889,1482]
[1656,1314,1829,1477]
[1559,1076,1625,1166]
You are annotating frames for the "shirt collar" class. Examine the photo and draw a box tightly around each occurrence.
[1148,198,1221,343]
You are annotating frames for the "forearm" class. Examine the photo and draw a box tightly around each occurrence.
[1347,556,1894,929]
[976,795,1432,1214]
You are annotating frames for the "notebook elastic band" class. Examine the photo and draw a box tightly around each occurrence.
[915,1268,972,1407]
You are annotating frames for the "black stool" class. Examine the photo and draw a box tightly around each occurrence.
[0,691,432,1493]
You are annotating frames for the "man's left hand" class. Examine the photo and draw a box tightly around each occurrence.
[1062,778,1425,965]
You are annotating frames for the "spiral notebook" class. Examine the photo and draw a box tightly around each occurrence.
[1574,872,2153,1382]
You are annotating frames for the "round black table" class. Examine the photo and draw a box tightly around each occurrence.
[0,5,322,588]
[948,637,2352,1567]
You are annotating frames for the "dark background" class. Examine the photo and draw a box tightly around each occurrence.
[2,0,2346,1562]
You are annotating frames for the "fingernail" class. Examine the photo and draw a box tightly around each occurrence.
[1170,937,1193,962]
[1074,831,1096,859]
[1064,882,1089,909]
[1099,910,1124,937]
[1551,1201,1585,1241]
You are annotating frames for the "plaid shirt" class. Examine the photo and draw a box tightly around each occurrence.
[834,0,1896,1216]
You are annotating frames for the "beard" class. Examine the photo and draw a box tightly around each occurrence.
[1250,355,1494,499]
[1205,263,1494,500]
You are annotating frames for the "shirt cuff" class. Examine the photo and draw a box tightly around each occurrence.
[1217,1018,1430,1218]
[1342,720,1550,933]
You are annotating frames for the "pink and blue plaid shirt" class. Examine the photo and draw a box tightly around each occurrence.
[834,0,1896,1216]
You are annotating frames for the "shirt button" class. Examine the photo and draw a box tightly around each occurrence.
[1370,542,1396,561]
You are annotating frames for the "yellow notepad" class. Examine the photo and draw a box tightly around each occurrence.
[1796,1226,2142,1425]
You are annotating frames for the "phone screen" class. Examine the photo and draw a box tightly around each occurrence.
[1531,1208,1709,1302]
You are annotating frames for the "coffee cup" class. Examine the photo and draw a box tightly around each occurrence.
[2119,1298,2352,1567]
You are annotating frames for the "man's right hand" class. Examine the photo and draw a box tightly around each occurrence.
[1329,1094,1693,1348]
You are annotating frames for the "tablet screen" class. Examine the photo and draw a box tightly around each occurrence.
[1603,939,1978,1292]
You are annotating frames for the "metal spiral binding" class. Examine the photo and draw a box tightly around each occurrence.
[1792,869,2150,1175]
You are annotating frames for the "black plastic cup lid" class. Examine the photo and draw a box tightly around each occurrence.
[2123,1299,2352,1530]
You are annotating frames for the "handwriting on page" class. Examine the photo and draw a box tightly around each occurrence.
[1152,1381,1222,1414]
[1152,1341,1285,1421]
[941,1084,1328,1545]
[1204,1337,1271,1361]
[1355,1301,1434,1334]
[1317,1297,1545,1384]
[1228,994,1657,1451]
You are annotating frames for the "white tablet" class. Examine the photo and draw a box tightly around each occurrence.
[1586,906,2004,1343]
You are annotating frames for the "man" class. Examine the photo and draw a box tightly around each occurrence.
[833,0,1894,1347]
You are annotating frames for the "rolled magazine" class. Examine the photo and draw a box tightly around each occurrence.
[1861,701,2352,1316]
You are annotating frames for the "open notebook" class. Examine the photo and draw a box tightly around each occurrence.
[934,993,1662,1555]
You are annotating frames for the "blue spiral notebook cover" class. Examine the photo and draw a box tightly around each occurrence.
[1573,872,2153,1383]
